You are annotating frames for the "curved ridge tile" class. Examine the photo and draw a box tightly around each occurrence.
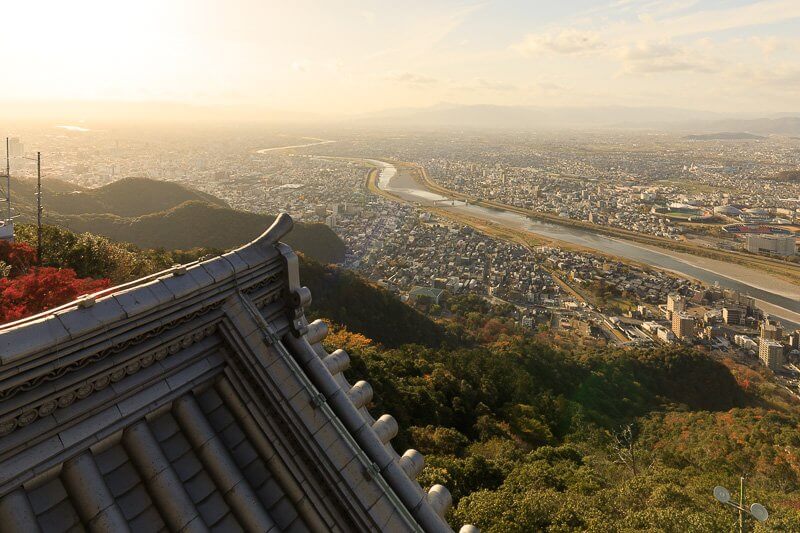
[347,380,373,409]
[251,212,294,248]
[323,349,350,376]
[305,319,329,345]
[372,414,398,445]
[400,449,425,479]
[427,484,452,518]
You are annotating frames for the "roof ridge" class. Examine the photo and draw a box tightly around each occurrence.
[0,213,294,333]
[0,213,478,533]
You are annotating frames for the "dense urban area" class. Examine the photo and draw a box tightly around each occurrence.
[3,126,800,396]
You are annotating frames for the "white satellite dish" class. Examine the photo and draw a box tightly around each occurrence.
[713,486,731,504]
[750,503,768,522]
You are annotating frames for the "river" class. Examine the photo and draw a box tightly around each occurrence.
[256,138,334,153]
[371,159,800,328]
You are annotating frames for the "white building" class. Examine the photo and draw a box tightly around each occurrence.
[657,328,676,343]
[666,293,685,320]
[734,334,758,351]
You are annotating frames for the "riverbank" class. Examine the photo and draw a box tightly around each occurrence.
[618,239,800,300]
[412,163,800,287]
[362,157,800,327]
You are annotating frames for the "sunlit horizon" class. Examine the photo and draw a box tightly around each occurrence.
[2,0,800,123]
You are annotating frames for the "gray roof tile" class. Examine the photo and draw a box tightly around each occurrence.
[0,316,70,365]
[0,215,462,533]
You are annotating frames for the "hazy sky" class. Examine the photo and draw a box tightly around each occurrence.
[2,0,799,117]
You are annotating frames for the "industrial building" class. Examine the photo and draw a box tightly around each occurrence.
[746,234,797,256]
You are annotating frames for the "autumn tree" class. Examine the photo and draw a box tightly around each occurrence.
[0,267,109,322]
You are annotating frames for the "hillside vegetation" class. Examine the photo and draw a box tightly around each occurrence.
[335,330,800,531]
[55,200,345,262]
[8,175,227,217]
[48,176,229,216]
[9,176,345,263]
[300,258,446,348]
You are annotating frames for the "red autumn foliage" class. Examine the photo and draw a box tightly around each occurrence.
[0,267,110,323]
[0,240,37,277]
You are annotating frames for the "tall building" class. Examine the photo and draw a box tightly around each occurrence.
[672,313,695,340]
[746,234,796,256]
[759,339,785,371]
[722,306,744,326]
[0,215,472,533]
[760,319,784,341]
[666,293,685,320]
[723,290,755,312]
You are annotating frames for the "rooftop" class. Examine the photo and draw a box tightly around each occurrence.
[0,214,474,533]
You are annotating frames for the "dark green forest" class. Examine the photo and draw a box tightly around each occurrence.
[10,176,345,263]
[328,312,800,531]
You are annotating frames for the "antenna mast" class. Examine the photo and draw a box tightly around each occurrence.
[4,137,9,222]
[36,152,42,264]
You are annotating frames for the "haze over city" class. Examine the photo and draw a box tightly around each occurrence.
[2,0,800,122]
[2,1,800,532]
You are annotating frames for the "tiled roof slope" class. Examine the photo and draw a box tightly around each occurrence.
[0,214,478,533]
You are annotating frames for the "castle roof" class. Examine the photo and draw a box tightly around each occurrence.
[0,214,475,533]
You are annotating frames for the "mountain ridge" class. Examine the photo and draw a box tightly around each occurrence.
[50,200,345,262]
[348,103,800,133]
[8,176,345,263]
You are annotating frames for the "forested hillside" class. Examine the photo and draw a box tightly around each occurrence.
[332,329,800,531]
[300,258,447,348]
[55,201,345,262]
[8,175,227,217]
[9,176,345,263]
[3,225,799,530]
[47,176,230,216]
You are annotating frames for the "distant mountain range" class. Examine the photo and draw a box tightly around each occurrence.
[684,132,765,140]
[8,176,345,263]
[350,103,800,134]
[692,116,800,136]
[352,103,728,130]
